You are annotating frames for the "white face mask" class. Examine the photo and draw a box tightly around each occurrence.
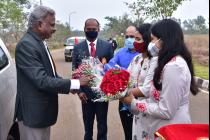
[148,39,160,57]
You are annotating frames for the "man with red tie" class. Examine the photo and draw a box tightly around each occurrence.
[72,18,113,140]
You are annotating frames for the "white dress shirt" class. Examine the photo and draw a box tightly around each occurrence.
[86,39,98,54]
[43,41,80,90]
[43,41,56,76]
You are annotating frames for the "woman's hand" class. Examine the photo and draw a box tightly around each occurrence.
[120,92,135,105]
[128,88,145,98]
[101,57,107,65]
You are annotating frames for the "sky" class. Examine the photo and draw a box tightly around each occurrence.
[33,0,209,30]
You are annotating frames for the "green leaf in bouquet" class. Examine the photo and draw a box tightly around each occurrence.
[112,70,121,75]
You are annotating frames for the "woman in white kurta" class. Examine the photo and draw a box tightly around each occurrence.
[127,55,158,140]
[122,19,198,140]
[126,24,158,140]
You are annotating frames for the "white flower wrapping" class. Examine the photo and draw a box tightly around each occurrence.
[81,57,104,88]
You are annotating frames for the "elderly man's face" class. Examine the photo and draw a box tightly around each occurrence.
[125,27,136,39]
[39,14,56,39]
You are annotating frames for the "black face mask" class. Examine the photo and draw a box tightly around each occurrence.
[85,31,98,39]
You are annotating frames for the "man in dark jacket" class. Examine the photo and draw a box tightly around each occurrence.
[72,18,113,140]
[14,6,91,140]
[108,37,118,52]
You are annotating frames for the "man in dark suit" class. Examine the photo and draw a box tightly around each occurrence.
[72,18,113,140]
[14,6,91,140]
[108,37,118,53]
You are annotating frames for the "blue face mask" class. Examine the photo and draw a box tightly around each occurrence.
[125,38,135,49]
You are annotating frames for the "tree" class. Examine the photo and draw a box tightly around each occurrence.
[0,0,30,42]
[126,0,189,20]
[48,21,71,43]
[183,19,195,34]
[182,16,208,34]
[124,1,148,26]
[13,0,29,5]
[193,15,207,33]
[100,14,138,47]
[171,17,182,25]
[103,13,134,39]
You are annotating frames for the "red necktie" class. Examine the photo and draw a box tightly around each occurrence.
[90,42,96,57]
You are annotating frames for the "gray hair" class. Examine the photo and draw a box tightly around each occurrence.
[28,6,55,28]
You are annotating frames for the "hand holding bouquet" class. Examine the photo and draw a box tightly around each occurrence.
[72,63,92,78]
[72,57,104,88]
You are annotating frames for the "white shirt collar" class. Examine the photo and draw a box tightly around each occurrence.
[42,41,56,76]
[86,39,98,53]
[86,39,98,46]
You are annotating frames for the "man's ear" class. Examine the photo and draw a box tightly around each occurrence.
[37,21,43,31]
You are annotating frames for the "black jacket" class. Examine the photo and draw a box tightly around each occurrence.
[14,29,71,128]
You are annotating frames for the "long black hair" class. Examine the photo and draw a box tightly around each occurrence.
[151,19,198,95]
[137,23,152,58]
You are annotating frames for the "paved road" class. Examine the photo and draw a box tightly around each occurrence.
[50,49,209,140]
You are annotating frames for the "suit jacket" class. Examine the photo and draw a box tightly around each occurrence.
[14,29,71,128]
[72,39,113,100]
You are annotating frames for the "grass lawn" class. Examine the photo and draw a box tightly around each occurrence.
[193,61,209,80]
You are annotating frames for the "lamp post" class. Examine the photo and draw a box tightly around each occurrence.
[40,0,42,5]
[69,11,76,32]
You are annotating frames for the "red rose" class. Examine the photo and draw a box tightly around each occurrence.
[100,69,130,96]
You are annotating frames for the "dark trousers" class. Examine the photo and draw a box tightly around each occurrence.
[82,101,109,140]
[119,101,133,140]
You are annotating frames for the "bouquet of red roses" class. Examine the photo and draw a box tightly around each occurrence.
[93,69,131,102]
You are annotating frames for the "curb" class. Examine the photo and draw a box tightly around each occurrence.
[195,77,209,94]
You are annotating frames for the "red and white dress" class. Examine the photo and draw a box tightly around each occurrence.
[127,54,158,140]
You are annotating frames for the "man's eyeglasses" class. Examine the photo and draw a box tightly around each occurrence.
[125,35,135,39]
